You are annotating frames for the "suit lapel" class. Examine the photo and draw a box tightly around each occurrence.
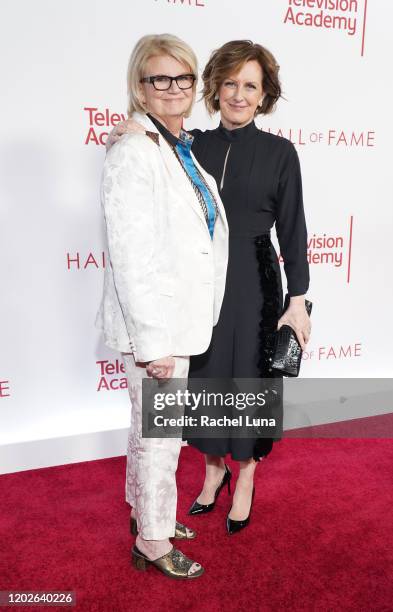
[158,138,212,233]
[132,113,224,238]
[191,153,228,234]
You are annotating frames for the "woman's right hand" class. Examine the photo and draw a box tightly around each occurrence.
[146,356,176,380]
[106,119,145,151]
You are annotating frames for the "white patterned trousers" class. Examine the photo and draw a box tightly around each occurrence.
[122,353,190,540]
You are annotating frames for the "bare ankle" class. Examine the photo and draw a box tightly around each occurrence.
[135,535,172,561]
[236,475,254,488]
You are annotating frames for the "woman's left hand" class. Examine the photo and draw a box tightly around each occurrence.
[146,356,175,380]
[277,296,311,350]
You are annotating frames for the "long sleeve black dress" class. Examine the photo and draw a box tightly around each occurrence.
[186,120,309,462]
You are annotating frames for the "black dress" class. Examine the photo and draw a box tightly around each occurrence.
[186,120,309,461]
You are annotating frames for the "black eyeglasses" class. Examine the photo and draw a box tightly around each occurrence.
[140,74,196,91]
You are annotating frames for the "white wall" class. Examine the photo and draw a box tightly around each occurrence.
[1,0,392,473]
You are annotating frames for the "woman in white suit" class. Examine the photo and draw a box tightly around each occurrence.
[95,34,228,579]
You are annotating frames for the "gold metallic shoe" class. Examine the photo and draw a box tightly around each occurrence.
[130,516,196,539]
[131,545,204,579]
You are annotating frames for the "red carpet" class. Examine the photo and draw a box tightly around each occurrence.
[1,439,393,611]
[286,412,393,438]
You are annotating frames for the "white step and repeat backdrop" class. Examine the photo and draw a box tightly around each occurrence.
[1,0,392,472]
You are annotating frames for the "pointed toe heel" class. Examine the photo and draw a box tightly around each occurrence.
[226,487,255,535]
[188,464,232,516]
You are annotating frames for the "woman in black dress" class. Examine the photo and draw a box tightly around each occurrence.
[106,39,311,534]
[186,40,310,533]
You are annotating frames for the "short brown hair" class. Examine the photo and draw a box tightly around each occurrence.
[202,40,281,116]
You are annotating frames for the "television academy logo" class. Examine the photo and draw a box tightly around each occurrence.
[0,379,10,398]
[84,107,126,146]
[283,0,368,56]
[278,216,354,283]
[263,126,375,148]
[96,360,128,392]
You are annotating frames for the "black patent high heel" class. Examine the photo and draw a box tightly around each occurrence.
[188,464,232,515]
[226,486,255,535]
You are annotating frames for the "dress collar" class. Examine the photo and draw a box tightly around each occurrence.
[147,113,194,148]
[216,119,259,143]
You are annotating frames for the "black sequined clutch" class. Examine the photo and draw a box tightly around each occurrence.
[271,294,312,377]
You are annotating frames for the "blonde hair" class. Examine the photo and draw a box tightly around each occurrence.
[127,34,198,118]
